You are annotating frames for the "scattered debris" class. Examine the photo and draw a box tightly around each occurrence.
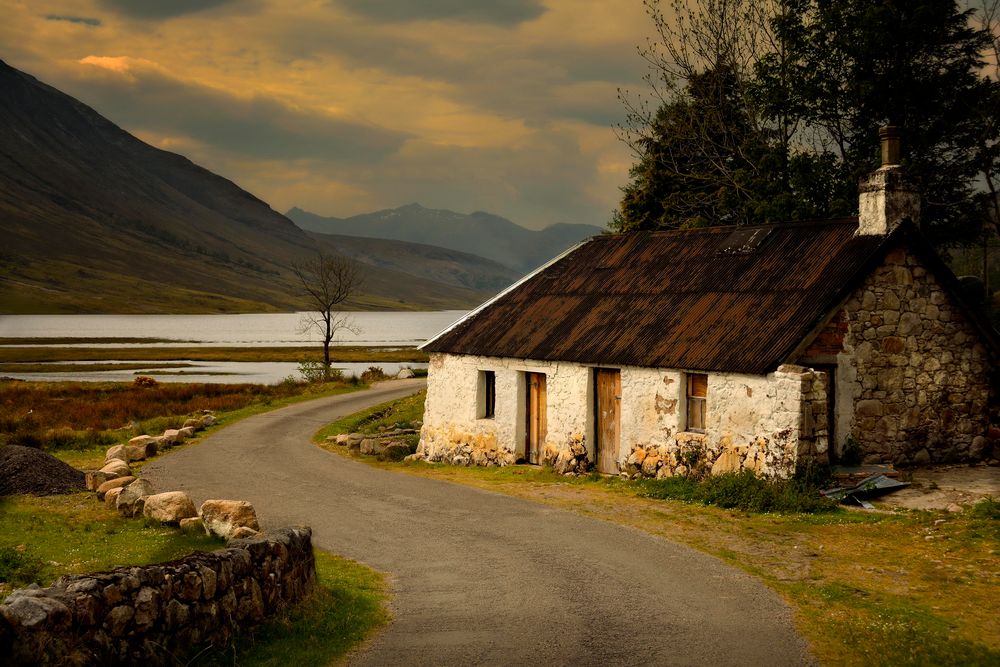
[822,473,910,509]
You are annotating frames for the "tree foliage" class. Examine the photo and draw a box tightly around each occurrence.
[615,0,1000,248]
[290,251,363,379]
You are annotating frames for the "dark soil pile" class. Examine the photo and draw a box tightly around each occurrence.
[0,445,86,496]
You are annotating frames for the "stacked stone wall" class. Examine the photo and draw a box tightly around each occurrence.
[839,246,994,464]
[0,527,315,666]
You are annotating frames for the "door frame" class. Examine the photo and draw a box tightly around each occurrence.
[593,367,621,474]
[524,372,547,465]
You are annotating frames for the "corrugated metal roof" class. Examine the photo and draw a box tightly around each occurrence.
[424,219,893,374]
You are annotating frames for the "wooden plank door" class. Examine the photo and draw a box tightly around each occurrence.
[525,373,547,464]
[595,368,621,474]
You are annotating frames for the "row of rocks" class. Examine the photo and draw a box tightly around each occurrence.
[82,413,259,540]
[327,430,418,462]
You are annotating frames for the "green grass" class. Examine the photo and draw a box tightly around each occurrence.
[635,469,839,514]
[195,550,389,666]
[316,390,426,440]
[0,493,222,600]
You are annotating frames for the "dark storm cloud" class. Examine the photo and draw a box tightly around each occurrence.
[337,0,545,25]
[46,15,102,26]
[72,64,407,162]
[98,0,238,19]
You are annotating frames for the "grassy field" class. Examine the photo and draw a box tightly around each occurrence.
[0,493,223,601]
[0,378,393,664]
[315,391,1000,667]
[0,345,429,365]
[0,378,366,468]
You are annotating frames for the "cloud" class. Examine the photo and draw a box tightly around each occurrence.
[336,0,545,25]
[46,15,102,26]
[97,0,238,19]
[73,56,408,162]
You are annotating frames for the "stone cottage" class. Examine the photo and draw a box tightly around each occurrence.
[415,130,998,478]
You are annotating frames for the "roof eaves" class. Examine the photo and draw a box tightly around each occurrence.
[419,237,595,351]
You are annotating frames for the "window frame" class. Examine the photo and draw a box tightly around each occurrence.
[479,370,496,419]
[685,372,707,434]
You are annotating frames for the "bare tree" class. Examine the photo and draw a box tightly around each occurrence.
[290,251,363,379]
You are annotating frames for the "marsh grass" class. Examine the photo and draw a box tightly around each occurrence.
[0,379,361,453]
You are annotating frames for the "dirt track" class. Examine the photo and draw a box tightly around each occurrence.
[143,380,813,666]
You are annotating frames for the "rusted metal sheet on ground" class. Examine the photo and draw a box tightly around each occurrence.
[426,219,890,374]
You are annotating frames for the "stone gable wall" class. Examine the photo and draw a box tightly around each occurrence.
[837,246,994,464]
[0,527,315,666]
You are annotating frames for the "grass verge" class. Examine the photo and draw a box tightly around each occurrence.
[314,391,1000,667]
[196,550,389,666]
[0,493,222,601]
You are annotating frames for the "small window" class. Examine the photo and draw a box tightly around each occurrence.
[686,373,707,433]
[479,370,496,419]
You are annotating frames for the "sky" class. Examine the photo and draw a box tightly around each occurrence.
[0,0,654,230]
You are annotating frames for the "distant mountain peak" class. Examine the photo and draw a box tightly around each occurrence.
[287,205,603,273]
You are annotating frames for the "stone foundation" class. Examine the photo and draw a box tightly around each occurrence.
[416,426,515,466]
[541,433,591,475]
[0,527,316,666]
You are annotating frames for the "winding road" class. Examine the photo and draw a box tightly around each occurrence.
[143,380,813,666]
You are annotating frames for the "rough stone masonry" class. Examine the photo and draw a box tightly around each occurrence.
[0,527,315,666]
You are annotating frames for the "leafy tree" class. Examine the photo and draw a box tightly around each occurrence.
[616,0,1000,247]
[760,0,995,245]
[290,251,363,380]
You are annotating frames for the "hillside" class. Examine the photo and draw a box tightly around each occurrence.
[311,233,520,292]
[287,203,603,273]
[0,60,490,313]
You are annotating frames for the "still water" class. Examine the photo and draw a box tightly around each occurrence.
[0,311,466,384]
[0,311,467,347]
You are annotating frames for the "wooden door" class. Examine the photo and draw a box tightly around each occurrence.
[525,373,547,464]
[595,368,621,474]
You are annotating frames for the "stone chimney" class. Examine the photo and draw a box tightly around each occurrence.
[857,126,920,236]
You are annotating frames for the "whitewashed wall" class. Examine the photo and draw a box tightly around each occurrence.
[418,353,822,477]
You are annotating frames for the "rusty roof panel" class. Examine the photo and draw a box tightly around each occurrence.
[424,220,891,374]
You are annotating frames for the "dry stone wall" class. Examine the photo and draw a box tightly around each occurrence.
[0,527,315,666]
[837,246,994,464]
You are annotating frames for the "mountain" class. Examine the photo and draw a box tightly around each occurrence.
[310,233,520,292]
[287,203,604,273]
[0,60,492,313]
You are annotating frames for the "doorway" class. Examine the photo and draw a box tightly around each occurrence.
[814,365,837,463]
[594,368,621,474]
[525,372,547,464]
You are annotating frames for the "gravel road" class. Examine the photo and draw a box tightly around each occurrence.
[143,379,813,666]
